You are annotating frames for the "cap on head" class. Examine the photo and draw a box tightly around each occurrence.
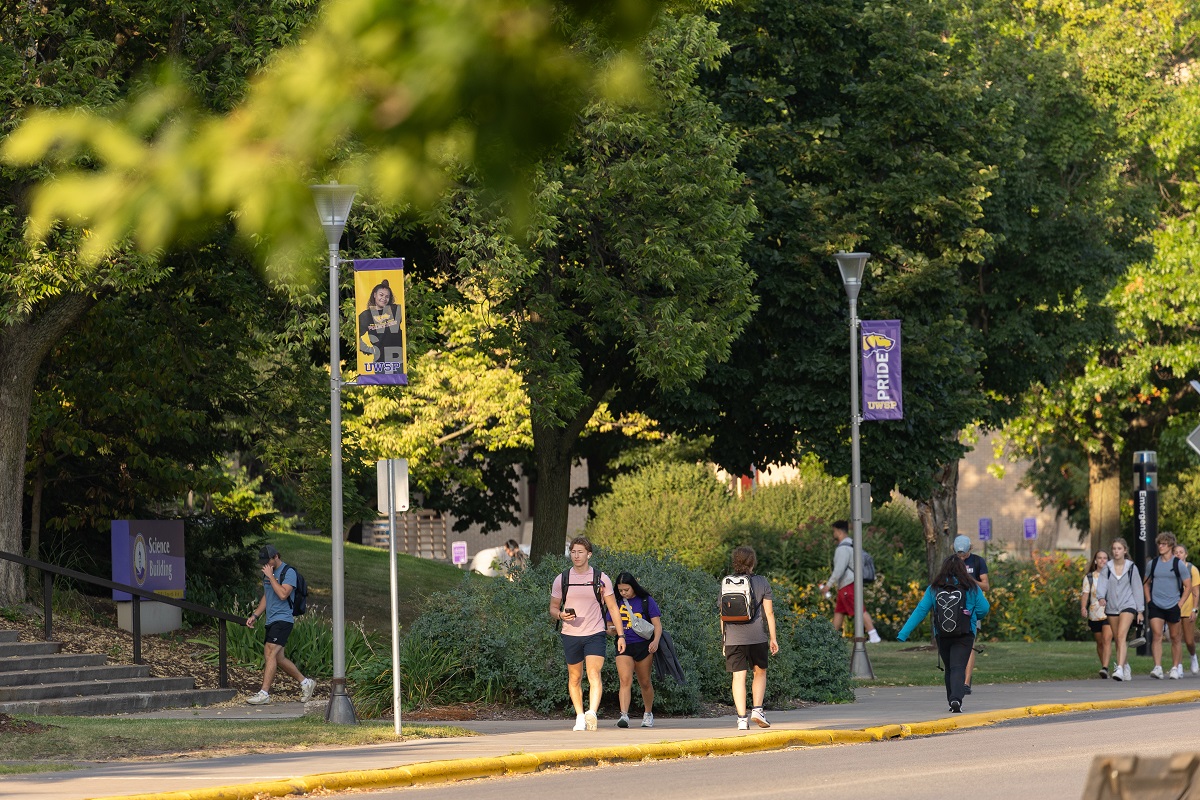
[258,545,279,565]
[953,535,971,554]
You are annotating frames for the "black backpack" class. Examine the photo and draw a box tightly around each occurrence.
[557,569,604,630]
[933,585,972,637]
[282,563,309,616]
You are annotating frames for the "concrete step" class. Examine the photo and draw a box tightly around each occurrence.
[0,688,237,716]
[0,629,18,643]
[0,641,61,658]
[0,664,150,687]
[0,652,107,673]
[0,676,195,702]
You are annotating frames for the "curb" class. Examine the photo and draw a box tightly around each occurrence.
[89,690,1200,800]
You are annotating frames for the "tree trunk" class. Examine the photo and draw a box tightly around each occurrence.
[1088,442,1121,555]
[0,294,92,605]
[529,418,576,563]
[25,456,44,593]
[915,460,960,584]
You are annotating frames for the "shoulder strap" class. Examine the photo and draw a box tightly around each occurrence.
[280,563,295,607]
[1174,557,1184,595]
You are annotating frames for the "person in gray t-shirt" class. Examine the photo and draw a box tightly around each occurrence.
[721,546,778,731]
[1144,531,1193,679]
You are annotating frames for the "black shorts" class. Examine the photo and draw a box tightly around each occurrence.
[1088,619,1110,634]
[725,641,769,673]
[617,639,652,663]
[562,632,607,665]
[1148,603,1182,624]
[1107,608,1136,618]
[264,621,293,647]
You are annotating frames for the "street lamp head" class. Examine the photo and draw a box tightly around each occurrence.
[834,251,870,302]
[311,182,358,248]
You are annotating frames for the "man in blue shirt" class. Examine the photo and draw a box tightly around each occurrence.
[245,545,316,705]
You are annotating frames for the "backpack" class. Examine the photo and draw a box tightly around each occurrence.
[720,574,760,624]
[1147,556,1184,598]
[282,563,308,616]
[933,585,972,637]
[838,538,877,583]
[557,569,605,630]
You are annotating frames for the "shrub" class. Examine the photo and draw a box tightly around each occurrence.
[987,552,1088,642]
[350,632,499,716]
[397,548,853,718]
[586,462,733,573]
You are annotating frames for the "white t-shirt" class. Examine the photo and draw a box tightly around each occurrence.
[1081,572,1106,621]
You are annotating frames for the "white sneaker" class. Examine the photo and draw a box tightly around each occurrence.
[1170,665,1183,679]
[584,710,598,731]
[1151,665,1164,679]
[1192,655,1198,675]
[246,690,271,705]
[750,707,770,728]
[573,714,587,731]
[868,630,882,644]
[1112,666,1124,681]
[642,712,654,728]
[300,678,316,702]
[617,712,629,728]
[736,716,749,730]
[1124,664,1132,681]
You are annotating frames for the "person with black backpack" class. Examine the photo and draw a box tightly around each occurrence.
[244,545,316,706]
[1143,532,1193,680]
[549,536,625,731]
[896,554,990,713]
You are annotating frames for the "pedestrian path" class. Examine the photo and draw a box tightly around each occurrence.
[6,678,1200,800]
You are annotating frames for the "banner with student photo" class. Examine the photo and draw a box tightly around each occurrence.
[861,319,903,421]
[353,258,407,385]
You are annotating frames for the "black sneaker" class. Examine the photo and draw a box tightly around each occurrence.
[950,700,962,713]
[963,684,972,695]
[1099,667,1108,679]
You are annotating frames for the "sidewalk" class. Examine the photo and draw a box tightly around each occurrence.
[6,677,1200,800]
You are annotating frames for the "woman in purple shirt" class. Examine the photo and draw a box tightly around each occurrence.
[610,571,662,729]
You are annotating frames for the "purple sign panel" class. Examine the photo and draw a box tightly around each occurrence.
[979,518,992,542]
[112,520,186,601]
[861,320,903,421]
[1023,517,1038,540]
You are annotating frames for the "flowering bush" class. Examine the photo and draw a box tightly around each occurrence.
[987,552,1088,642]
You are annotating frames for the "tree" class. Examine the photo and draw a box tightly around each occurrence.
[0,0,663,603]
[679,0,998,577]
[0,0,324,603]
[423,11,756,560]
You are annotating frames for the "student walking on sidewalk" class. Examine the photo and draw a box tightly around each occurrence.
[549,536,625,731]
[1081,550,1113,678]
[896,555,990,714]
[722,546,779,730]
[1173,543,1200,674]
[1143,532,1192,679]
[1095,537,1144,682]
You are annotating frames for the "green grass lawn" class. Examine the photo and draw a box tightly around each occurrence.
[0,717,472,768]
[854,640,1169,686]
[268,530,470,632]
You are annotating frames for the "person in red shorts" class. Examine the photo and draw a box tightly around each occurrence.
[818,520,881,643]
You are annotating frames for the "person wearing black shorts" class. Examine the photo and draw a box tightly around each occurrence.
[611,571,662,728]
[1081,550,1113,678]
[721,546,778,730]
[245,545,316,705]
[1144,532,1192,679]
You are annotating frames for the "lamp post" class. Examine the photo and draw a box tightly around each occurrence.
[312,182,359,723]
[835,251,875,680]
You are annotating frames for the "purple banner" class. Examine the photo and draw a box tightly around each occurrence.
[861,320,903,421]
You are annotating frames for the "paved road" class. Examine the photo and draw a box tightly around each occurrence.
[340,706,1195,800]
[6,679,1200,800]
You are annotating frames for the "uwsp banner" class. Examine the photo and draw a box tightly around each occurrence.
[861,319,903,421]
[354,258,407,385]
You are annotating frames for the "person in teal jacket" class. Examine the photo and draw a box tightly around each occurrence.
[897,554,990,713]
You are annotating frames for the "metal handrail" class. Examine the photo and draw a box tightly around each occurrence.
[0,550,245,688]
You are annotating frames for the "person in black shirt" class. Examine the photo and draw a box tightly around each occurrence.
[954,535,989,693]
